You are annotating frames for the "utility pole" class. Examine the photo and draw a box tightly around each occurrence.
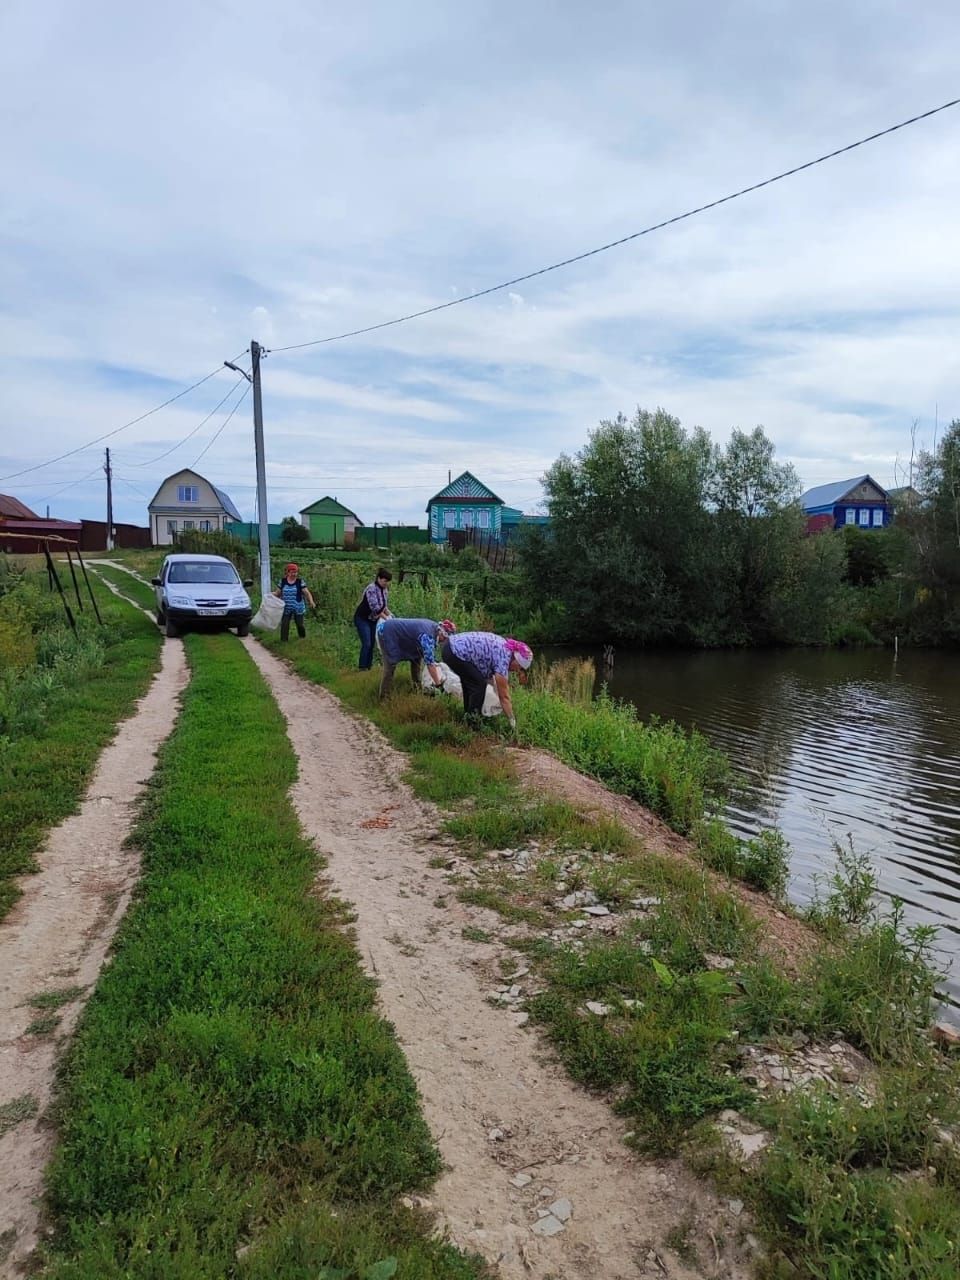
[104,447,114,550]
[250,341,271,601]
[225,342,271,600]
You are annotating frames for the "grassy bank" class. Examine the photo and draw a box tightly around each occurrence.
[258,625,960,1278]
[39,633,487,1279]
[0,566,161,921]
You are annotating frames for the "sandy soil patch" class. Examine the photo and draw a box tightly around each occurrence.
[0,639,188,1277]
[246,641,752,1280]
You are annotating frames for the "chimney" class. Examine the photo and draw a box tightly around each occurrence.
[448,469,451,483]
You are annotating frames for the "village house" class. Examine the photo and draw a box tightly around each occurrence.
[426,471,504,544]
[147,468,242,546]
[298,496,364,546]
[800,475,891,533]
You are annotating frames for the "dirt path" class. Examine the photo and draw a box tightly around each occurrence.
[245,641,750,1280]
[0,639,188,1277]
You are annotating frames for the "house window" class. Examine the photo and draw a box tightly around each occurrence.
[177,485,200,503]
[166,520,177,535]
[183,520,195,531]
[443,509,456,528]
[461,509,474,528]
[199,520,211,532]
[872,509,884,527]
[478,509,491,529]
[845,508,856,525]
[858,509,870,527]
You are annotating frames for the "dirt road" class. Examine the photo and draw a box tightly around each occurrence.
[245,640,747,1279]
[1,597,747,1278]
[0,639,188,1277]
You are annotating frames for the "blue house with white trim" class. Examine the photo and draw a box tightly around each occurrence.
[426,472,504,543]
[800,475,891,532]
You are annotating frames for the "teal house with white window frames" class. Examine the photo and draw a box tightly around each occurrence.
[426,471,505,543]
[147,467,243,546]
[800,475,891,531]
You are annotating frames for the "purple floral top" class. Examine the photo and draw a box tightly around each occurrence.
[363,581,389,620]
[446,631,510,678]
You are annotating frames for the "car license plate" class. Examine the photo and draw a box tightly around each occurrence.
[197,608,227,616]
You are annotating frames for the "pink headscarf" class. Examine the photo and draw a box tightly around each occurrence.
[505,638,533,670]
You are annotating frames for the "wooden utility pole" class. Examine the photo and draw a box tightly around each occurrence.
[104,447,114,550]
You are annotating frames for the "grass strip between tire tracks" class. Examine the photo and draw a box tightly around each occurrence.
[0,579,161,922]
[40,633,489,1280]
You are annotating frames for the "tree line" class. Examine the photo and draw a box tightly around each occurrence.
[513,408,960,649]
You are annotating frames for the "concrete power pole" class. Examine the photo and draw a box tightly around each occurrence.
[250,341,271,601]
[104,447,114,550]
[224,342,272,601]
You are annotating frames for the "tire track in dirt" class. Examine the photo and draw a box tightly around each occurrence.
[0,638,188,1277]
[245,640,750,1280]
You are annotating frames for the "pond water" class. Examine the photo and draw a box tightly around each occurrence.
[551,647,960,1002]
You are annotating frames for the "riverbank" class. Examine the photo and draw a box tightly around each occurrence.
[261,621,960,1279]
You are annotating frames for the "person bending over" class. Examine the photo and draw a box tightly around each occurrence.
[378,617,457,698]
[439,630,533,731]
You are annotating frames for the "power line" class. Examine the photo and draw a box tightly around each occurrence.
[128,377,246,467]
[0,352,248,485]
[190,383,251,467]
[40,463,105,506]
[271,96,960,355]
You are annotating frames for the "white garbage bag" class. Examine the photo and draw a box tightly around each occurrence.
[251,593,285,631]
[422,661,502,716]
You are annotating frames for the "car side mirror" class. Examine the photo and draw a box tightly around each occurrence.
[243,579,253,588]
[151,577,162,586]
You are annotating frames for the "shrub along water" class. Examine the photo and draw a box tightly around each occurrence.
[41,633,488,1279]
[0,565,161,921]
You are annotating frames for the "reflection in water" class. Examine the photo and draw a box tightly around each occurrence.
[550,648,960,1001]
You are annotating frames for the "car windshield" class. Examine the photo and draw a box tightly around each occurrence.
[167,561,240,585]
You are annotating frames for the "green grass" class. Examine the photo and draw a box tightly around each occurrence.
[0,581,161,921]
[89,562,159,613]
[28,986,84,1011]
[39,633,488,1279]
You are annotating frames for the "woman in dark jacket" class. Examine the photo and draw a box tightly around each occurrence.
[353,567,392,670]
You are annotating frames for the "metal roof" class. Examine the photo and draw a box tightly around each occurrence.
[799,475,887,511]
[211,485,242,522]
[0,493,41,520]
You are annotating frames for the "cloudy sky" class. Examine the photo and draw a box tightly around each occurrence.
[1,0,958,528]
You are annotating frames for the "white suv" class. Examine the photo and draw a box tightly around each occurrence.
[152,553,253,638]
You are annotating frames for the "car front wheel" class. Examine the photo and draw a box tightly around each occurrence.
[165,616,180,638]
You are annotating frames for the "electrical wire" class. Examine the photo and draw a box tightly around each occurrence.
[0,351,249,485]
[190,383,251,467]
[270,97,960,354]
[128,377,246,467]
[40,463,105,506]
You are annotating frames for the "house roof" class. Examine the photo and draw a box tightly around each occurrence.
[425,471,504,511]
[211,485,242,522]
[147,469,242,521]
[800,475,888,512]
[299,495,363,521]
[0,493,41,520]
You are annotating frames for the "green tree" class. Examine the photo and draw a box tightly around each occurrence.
[280,516,308,545]
[534,408,713,643]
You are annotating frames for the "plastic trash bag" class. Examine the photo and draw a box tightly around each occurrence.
[422,661,502,716]
[251,594,285,631]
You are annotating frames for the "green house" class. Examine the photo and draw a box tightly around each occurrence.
[299,496,364,546]
[426,472,504,543]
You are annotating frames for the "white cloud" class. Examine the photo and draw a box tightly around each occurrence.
[1,0,959,527]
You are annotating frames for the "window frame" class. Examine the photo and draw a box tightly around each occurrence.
[177,485,200,503]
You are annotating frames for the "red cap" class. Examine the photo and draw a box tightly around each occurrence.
[285,563,299,574]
